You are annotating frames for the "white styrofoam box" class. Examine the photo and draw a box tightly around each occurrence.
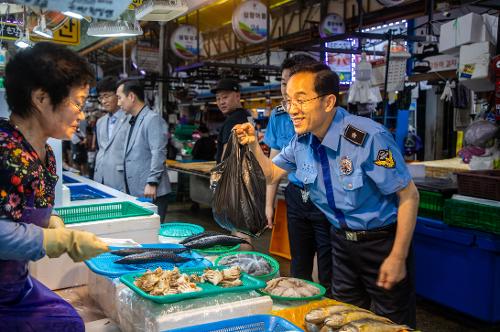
[88,271,124,323]
[458,41,494,92]
[116,287,273,332]
[439,18,459,54]
[168,170,178,183]
[439,13,492,54]
[482,14,498,46]
[407,164,426,179]
[30,214,160,290]
[62,172,157,213]
[425,54,458,73]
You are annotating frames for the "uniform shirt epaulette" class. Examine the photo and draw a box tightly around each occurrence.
[274,104,287,115]
[343,124,368,146]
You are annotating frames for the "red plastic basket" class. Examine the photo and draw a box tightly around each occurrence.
[456,170,500,201]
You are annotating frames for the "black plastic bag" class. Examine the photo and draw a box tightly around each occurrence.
[210,131,267,237]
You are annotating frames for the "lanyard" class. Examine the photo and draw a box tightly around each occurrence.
[316,143,349,229]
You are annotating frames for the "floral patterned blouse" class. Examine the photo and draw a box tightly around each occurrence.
[0,119,58,221]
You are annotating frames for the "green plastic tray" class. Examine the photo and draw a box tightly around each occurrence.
[214,251,280,281]
[55,201,154,224]
[418,190,446,220]
[120,266,266,304]
[443,199,500,234]
[258,278,326,301]
[194,244,241,255]
[159,222,205,238]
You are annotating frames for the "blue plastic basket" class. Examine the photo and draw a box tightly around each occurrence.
[167,315,303,332]
[69,184,114,201]
[85,243,212,278]
[159,222,205,238]
[62,174,79,184]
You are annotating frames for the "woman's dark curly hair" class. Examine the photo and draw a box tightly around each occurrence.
[5,42,95,118]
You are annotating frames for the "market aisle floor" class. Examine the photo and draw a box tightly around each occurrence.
[59,202,499,332]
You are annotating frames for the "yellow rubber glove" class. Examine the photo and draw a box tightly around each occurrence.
[48,215,65,229]
[42,228,109,262]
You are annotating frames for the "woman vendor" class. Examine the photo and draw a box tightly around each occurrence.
[0,42,109,330]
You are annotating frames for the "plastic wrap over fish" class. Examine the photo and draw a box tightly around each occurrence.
[217,253,273,276]
[211,132,267,237]
[116,287,271,332]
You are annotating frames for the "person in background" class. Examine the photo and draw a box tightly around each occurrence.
[116,79,171,223]
[0,42,109,331]
[191,124,216,161]
[93,76,129,192]
[212,78,253,249]
[212,78,250,164]
[235,63,419,328]
[264,55,332,293]
[70,118,88,176]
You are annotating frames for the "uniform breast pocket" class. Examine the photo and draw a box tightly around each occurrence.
[340,171,364,208]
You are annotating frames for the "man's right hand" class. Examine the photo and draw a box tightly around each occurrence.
[234,123,256,145]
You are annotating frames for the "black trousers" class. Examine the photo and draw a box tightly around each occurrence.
[330,227,416,328]
[285,183,332,293]
[154,194,169,224]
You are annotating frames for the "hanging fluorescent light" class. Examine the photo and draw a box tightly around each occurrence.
[62,11,85,20]
[135,0,188,21]
[33,14,53,39]
[87,20,143,37]
[15,29,33,48]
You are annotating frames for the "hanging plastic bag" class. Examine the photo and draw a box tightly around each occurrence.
[210,131,267,237]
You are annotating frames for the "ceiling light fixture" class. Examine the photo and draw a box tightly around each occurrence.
[135,0,188,21]
[62,11,85,20]
[15,28,33,48]
[87,20,143,37]
[33,14,53,39]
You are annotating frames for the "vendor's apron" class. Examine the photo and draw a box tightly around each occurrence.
[0,198,84,331]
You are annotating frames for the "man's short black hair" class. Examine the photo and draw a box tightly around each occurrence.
[280,54,316,72]
[289,62,339,99]
[5,42,94,118]
[117,79,145,102]
[96,76,118,94]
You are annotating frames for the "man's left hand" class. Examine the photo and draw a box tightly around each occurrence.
[144,184,157,200]
[377,254,406,290]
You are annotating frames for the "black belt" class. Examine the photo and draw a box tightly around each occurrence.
[334,223,396,242]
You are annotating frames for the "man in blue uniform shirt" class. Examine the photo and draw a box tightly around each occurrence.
[235,63,419,328]
[264,55,332,292]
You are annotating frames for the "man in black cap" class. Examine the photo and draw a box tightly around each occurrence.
[212,78,252,250]
[212,78,251,163]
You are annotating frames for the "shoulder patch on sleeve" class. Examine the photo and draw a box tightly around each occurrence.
[343,124,367,146]
[374,149,396,168]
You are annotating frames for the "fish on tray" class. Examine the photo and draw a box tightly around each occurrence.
[110,247,190,257]
[183,234,250,249]
[217,253,273,276]
[114,251,192,264]
[179,231,222,244]
[263,277,320,298]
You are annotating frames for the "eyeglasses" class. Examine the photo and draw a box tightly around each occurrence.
[68,99,84,112]
[98,93,116,102]
[281,94,330,112]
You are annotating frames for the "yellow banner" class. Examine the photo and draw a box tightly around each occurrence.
[129,0,143,9]
[31,18,80,46]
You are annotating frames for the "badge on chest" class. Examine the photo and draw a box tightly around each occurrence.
[339,156,353,175]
